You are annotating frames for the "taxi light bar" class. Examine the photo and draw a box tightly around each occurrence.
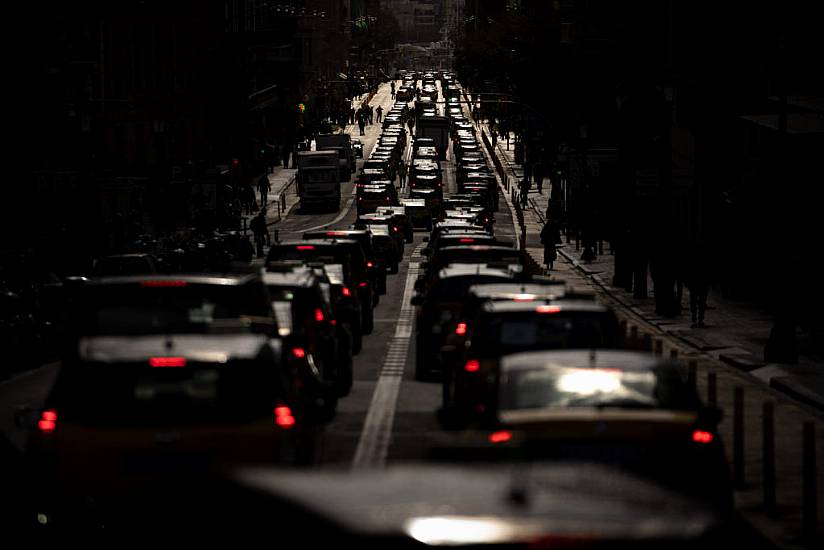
[150,357,187,368]
[692,430,714,444]
[464,359,480,373]
[275,405,296,429]
[488,430,512,444]
[140,280,187,288]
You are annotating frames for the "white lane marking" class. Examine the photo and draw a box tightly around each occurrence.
[352,247,421,468]
[302,198,356,232]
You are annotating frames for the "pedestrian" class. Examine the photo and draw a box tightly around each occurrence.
[398,161,408,188]
[282,146,290,168]
[491,129,497,149]
[683,236,711,328]
[368,105,374,125]
[390,81,396,98]
[519,176,531,209]
[534,162,544,194]
[257,174,271,208]
[407,117,415,135]
[250,210,269,258]
[242,182,256,215]
[358,115,366,136]
[376,105,383,123]
[540,218,561,271]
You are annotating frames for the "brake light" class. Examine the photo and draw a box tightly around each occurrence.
[367,261,374,268]
[393,226,399,232]
[359,282,368,287]
[314,308,325,322]
[464,359,480,373]
[292,348,306,359]
[536,305,561,314]
[459,238,475,243]
[140,280,187,288]
[326,231,344,236]
[331,319,337,326]
[342,287,352,297]
[38,409,57,434]
[455,322,468,335]
[150,357,187,368]
[489,430,512,444]
[692,430,714,444]
[275,406,296,429]
[296,245,315,250]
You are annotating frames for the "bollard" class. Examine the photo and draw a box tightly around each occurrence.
[733,386,746,488]
[687,360,697,388]
[802,421,818,543]
[762,401,775,514]
[654,339,663,356]
[707,372,717,407]
[670,348,678,360]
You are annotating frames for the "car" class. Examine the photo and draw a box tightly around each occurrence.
[25,274,322,520]
[399,198,432,230]
[411,264,521,381]
[266,241,375,334]
[263,264,351,398]
[440,299,623,427]
[486,350,732,509]
[91,253,159,276]
[303,229,387,296]
[356,182,399,215]
[421,245,522,283]
[351,138,364,158]
[366,224,401,274]
[375,205,413,243]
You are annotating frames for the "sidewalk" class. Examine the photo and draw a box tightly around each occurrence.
[242,165,298,238]
[463,92,824,548]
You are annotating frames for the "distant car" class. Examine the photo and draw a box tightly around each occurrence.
[486,350,732,510]
[91,253,158,276]
[351,138,364,158]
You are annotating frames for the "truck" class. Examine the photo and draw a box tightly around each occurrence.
[415,115,450,160]
[297,150,341,211]
[315,134,354,181]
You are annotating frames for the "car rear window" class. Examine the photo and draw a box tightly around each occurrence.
[74,283,275,336]
[471,311,619,356]
[500,366,700,411]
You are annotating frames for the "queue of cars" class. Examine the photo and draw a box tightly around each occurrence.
[15,71,733,538]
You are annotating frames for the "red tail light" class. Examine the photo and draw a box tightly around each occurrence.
[489,430,512,444]
[464,359,480,373]
[275,405,296,429]
[455,322,468,335]
[314,308,325,322]
[326,231,344,236]
[459,238,475,243]
[38,409,57,434]
[367,261,374,268]
[150,357,187,368]
[392,226,399,232]
[140,280,187,288]
[292,348,306,359]
[536,305,561,314]
[692,430,714,444]
[359,282,368,287]
[342,287,352,297]
[296,245,315,250]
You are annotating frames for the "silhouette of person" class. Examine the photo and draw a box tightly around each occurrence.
[540,219,561,270]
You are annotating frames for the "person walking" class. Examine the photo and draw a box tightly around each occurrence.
[242,182,256,215]
[540,218,561,271]
[683,236,711,328]
[250,210,269,258]
[534,162,545,194]
[397,161,408,188]
[519,176,531,209]
[376,105,383,123]
[390,81,396,99]
[257,174,271,208]
[358,114,366,136]
[368,105,374,125]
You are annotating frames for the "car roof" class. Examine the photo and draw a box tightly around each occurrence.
[85,273,258,286]
[468,282,568,300]
[262,269,317,288]
[481,299,610,314]
[501,350,673,374]
[438,264,518,279]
